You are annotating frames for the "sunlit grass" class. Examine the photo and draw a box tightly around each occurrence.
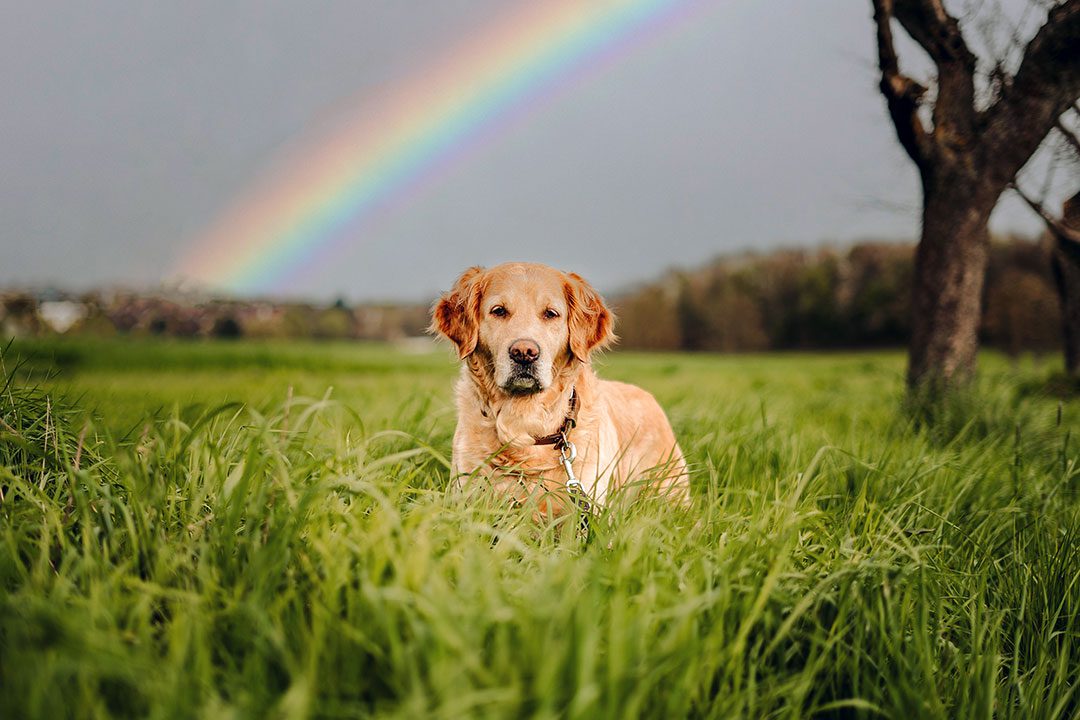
[1,338,1078,718]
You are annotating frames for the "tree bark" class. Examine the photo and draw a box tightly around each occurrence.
[1052,241,1080,376]
[907,171,995,387]
[1052,197,1080,376]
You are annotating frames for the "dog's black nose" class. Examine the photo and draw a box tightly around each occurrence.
[509,339,540,364]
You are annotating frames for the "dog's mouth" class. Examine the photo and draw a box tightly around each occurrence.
[503,370,543,395]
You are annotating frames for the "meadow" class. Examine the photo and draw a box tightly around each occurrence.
[1,337,1078,719]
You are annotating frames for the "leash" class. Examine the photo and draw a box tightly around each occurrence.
[532,388,591,541]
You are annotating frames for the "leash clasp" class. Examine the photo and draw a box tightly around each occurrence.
[558,434,591,543]
[558,434,579,487]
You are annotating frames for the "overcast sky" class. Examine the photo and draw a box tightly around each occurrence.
[0,0,1057,301]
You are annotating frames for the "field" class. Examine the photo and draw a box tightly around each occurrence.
[2,337,1078,719]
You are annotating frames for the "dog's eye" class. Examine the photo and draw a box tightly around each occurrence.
[490,306,508,318]
[542,308,559,320]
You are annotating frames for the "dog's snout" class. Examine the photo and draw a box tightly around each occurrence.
[509,339,540,364]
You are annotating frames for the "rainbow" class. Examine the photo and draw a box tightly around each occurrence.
[175,0,704,295]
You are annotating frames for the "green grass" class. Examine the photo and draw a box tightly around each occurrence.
[1,337,1078,719]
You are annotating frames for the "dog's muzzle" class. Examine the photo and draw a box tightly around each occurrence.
[504,369,542,395]
[504,338,543,394]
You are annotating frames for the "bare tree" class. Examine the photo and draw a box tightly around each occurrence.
[1012,111,1080,376]
[871,0,1080,389]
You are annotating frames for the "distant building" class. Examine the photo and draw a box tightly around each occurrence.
[39,301,88,333]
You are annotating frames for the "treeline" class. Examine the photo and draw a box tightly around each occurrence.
[0,291,430,343]
[614,236,1061,354]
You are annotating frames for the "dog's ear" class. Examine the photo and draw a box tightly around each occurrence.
[564,272,616,361]
[431,266,486,358]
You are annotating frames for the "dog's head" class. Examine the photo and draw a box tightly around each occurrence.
[431,263,615,395]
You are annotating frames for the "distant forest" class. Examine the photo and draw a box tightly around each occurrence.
[614,235,1059,355]
[1,235,1063,355]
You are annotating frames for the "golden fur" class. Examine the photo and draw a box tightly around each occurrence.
[432,262,688,514]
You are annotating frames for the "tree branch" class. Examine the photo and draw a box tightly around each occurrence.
[890,0,971,63]
[1057,103,1080,155]
[890,0,978,158]
[984,0,1080,186]
[872,0,933,166]
[1011,183,1080,246]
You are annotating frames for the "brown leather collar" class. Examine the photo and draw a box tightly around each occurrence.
[532,388,578,447]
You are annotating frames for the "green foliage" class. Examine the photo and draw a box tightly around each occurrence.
[616,237,1061,353]
[1,339,1078,718]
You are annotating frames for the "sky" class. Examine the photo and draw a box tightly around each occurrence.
[0,0,1060,301]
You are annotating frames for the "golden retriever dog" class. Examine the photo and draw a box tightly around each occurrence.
[432,262,688,517]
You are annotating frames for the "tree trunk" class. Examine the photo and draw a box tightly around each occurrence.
[1052,235,1080,377]
[907,176,996,389]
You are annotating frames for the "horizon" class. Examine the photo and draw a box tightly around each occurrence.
[2,230,1050,307]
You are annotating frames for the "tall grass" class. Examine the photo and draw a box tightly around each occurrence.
[1,340,1078,718]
